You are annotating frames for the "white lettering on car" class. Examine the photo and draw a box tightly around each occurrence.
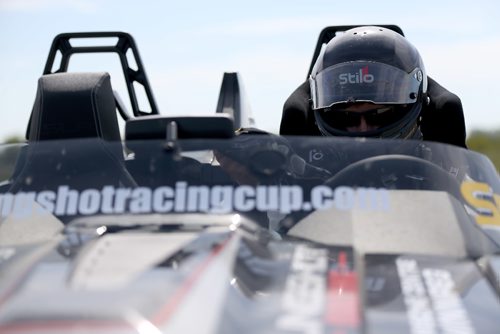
[396,259,476,334]
[0,184,390,218]
[276,245,328,334]
[396,258,438,334]
[422,269,475,334]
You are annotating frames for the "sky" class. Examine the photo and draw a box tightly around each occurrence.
[1,0,499,141]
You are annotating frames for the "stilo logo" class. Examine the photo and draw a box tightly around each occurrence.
[339,66,374,84]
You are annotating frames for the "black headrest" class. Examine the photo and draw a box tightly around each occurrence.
[28,72,120,141]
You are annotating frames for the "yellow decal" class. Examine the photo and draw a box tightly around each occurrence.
[460,181,500,227]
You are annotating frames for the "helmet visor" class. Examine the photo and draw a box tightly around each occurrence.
[310,62,423,109]
[318,105,409,130]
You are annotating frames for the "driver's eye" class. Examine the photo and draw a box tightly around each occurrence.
[322,106,407,129]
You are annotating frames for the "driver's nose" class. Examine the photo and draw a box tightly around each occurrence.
[347,116,378,132]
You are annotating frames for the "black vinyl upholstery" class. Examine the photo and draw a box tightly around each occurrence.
[10,72,135,193]
[420,77,467,148]
[28,72,121,142]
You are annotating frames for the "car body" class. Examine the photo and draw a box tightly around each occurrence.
[0,28,500,334]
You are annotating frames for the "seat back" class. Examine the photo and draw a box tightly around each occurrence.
[10,72,135,193]
[27,72,121,142]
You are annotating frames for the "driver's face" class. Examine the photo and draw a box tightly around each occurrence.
[320,102,407,133]
[342,103,382,132]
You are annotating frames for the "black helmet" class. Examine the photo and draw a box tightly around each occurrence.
[309,26,427,138]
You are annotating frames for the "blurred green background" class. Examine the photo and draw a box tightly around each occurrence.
[467,129,500,172]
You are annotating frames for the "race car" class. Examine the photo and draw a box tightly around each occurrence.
[0,28,499,334]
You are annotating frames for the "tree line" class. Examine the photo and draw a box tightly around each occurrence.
[467,130,500,173]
